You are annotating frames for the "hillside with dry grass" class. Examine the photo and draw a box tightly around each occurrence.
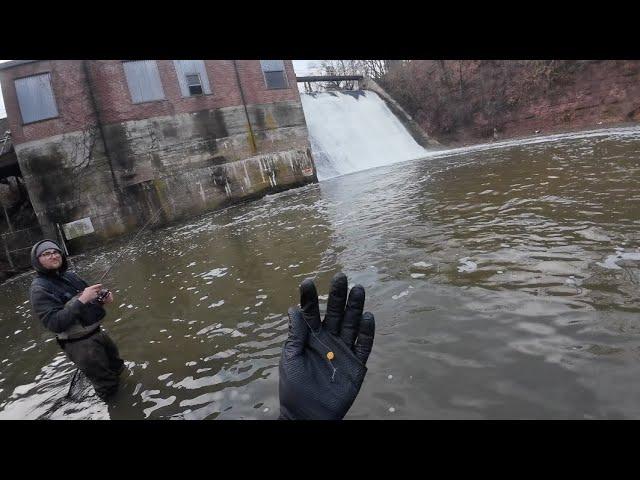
[379,60,640,145]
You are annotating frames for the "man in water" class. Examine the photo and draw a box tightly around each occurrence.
[29,239,125,402]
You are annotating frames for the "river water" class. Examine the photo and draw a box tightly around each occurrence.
[1,126,639,419]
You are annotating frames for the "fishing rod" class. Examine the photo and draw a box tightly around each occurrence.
[66,205,164,400]
[94,205,164,302]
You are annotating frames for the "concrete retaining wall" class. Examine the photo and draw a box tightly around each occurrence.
[14,99,316,251]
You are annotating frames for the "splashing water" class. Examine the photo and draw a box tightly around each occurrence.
[301,91,428,180]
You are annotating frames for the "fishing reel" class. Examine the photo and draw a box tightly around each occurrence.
[96,289,111,304]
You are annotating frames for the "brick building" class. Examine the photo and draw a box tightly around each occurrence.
[0,60,316,250]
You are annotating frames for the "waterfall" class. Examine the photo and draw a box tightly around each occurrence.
[300,90,428,180]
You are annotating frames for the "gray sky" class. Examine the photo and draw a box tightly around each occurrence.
[291,59,323,76]
[0,60,322,120]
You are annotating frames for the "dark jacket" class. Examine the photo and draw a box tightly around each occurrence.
[29,239,106,339]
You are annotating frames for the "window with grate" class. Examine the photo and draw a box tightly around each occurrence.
[173,60,211,97]
[186,74,203,95]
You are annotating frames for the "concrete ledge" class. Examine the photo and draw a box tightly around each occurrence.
[361,77,442,149]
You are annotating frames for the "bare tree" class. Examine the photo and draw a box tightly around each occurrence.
[67,125,98,205]
[308,60,395,91]
[319,60,361,90]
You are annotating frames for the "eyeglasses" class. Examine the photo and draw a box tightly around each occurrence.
[39,250,61,259]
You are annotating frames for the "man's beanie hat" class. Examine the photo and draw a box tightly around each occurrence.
[35,240,62,258]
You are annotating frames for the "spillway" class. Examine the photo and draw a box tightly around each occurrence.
[300,90,428,180]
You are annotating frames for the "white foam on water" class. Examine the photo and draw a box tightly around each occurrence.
[199,268,228,279]
[458,258,478,273]
[392,290,409,300]
[301,91,428,180]
[412,261,433,269]
[597,251,640,270]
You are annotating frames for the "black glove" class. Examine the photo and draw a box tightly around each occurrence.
[65,294,106,327]
[279,272,375,420]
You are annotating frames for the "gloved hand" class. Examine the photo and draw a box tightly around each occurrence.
[279,272,375,420]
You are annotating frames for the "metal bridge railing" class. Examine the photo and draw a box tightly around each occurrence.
[1,225,43,270]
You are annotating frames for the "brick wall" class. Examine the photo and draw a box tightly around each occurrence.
[86,60,247,124]
[0,61,98,144]
[1,60,302,144]
[233,60,300,105]
[0,60,314,250]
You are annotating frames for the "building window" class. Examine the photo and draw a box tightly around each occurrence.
[14,73,59,124]
[186,74,203,95]
[260,60,289,90]
[173,60,211,97]
[123,60,165,103]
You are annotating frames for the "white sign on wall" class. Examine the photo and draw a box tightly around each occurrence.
[62,217,95,240]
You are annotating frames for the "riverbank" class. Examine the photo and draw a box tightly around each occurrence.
[438,120,640,149]
[380,60,640,147]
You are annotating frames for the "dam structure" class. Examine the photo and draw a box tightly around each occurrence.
[0,60,317,252]
[298,76,440,180]
[0,65,440,264]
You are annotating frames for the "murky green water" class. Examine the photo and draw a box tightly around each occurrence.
[1,127,639,419]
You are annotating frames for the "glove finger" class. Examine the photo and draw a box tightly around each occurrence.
[300,278,321,331]
[323,272,348,335]
[339,284,365,347]
[353,311,375,365]
[284,306,309,357]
